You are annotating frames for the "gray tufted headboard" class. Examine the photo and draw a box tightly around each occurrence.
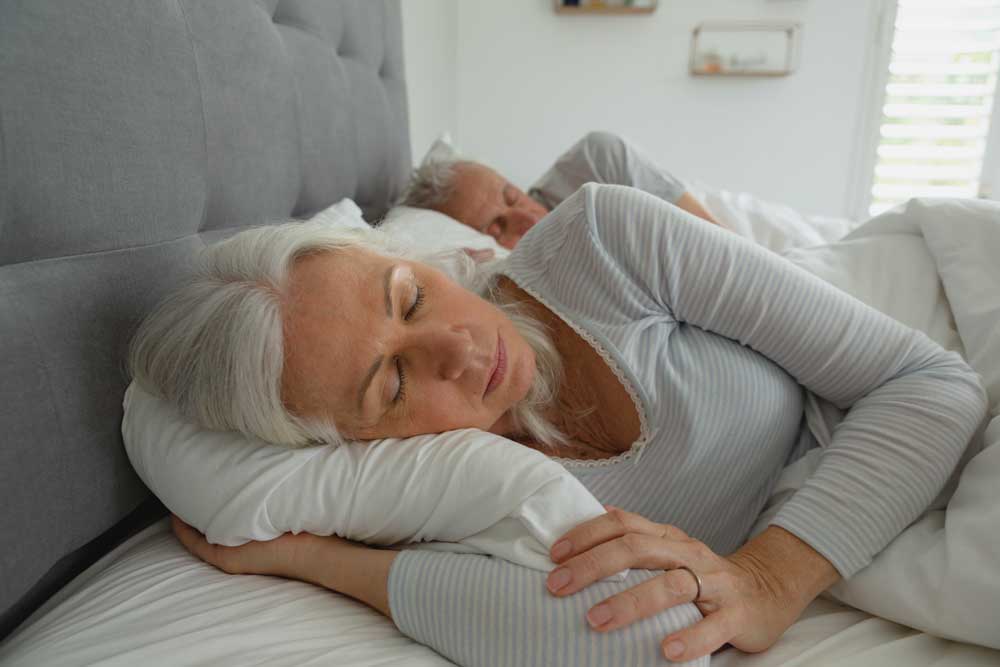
[0,0,409,639]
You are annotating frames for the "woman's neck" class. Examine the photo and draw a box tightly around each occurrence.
[495,277,640,459]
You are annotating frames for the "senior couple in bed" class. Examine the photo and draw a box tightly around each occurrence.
[134,131,987,664]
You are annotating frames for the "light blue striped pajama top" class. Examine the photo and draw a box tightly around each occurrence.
[387,184,988,667]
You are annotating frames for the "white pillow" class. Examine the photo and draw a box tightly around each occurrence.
[123,198,616,575]
[379,205,510,260]
[309,197,509,264]
[122,383,616,575]
[121,196,601,577]
[418,132,460,165]
[308,197,369,230]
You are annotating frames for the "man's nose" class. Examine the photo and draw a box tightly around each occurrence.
[508,207,538,234]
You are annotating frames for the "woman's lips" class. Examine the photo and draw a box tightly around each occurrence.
[485,333,507,397]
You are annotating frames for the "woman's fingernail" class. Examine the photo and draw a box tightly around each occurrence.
[551,540,571,561]
[547,568,572,592]
[664,640,685,660]
[587,604,613,627]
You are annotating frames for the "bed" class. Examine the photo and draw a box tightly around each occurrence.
[2,1,998,665]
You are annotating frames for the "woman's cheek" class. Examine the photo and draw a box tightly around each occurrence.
[416,394,484,433]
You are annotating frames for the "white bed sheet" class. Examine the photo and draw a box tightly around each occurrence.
[0,519,450,667]
[685,180,859,252]
[3,518,996,667]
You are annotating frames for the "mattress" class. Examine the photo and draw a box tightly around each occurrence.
[2,518,996,667]
[0,519,448,666]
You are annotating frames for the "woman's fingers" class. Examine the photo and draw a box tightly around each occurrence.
[547,510,808,661]
[661,610,736,663]
[547,533,696,596]
[171,514,240,573]
[584,569,701,632]
[171,515,207,556]
[550,507,687,564]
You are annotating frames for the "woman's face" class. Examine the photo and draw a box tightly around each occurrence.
[280,248,537,440]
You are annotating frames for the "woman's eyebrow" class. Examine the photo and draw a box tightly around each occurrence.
[357,355,383,413]
[357,264,398,412]
[383,264,394,316]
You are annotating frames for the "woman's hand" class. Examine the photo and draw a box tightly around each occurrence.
[171,515,399,618]
[171,514,334,585]
[545,507,839,663]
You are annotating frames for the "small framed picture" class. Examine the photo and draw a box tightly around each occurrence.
[690,21,801,76]
[555,0,658,14]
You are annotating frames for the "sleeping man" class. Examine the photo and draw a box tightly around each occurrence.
[398,131,726,249]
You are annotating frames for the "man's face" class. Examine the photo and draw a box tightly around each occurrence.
[435,163,550,249]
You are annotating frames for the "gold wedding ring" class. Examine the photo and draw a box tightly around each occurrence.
[677,565,703,602]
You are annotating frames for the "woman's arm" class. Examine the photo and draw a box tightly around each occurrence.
[170,515,396,615]
[172,516,707,666]
[387,550,705,667]
[571,183,987,577]
[507,183,987,660]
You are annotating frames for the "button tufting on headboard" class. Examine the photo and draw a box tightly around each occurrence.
[0,0,409,641]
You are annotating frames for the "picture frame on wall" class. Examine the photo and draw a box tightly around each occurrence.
[554,0,658,15]
[690,21,802,76]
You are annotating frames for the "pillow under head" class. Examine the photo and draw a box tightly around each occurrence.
[123,198,617,576]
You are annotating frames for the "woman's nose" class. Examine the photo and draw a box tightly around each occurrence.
[422,325,474,380]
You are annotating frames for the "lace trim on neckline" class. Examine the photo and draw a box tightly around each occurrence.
[512,279,650,469]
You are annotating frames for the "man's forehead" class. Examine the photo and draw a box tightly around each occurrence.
[449,163,504,225]
[459,162,504,188]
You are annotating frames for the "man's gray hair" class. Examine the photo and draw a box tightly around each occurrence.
[128,219,565,450]
[397,159,467,210]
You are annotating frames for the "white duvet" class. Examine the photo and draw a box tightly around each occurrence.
[763,197,1000,650]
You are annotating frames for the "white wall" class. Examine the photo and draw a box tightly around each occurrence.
[401,0,457,164]
[404,0,881,218]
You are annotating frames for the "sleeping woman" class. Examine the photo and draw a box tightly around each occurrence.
[130,184,987,666]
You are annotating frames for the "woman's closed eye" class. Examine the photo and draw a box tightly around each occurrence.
[391,284,424,404]
[393,357,407,403]
[405,285,425,320]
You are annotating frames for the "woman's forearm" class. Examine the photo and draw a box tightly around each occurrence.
[388,550,706,667]
[312,539,398,619]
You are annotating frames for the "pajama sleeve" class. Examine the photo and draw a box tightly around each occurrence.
[388,550,706,667]
[559,183,987,577]
[528,131,687,210]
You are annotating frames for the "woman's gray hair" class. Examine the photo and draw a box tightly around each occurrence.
[397,159,467,210]
[128,219,565,449]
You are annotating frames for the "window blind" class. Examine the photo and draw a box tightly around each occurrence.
[870,0,1000,215]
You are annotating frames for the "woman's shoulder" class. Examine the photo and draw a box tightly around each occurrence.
[505,184,614,274]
